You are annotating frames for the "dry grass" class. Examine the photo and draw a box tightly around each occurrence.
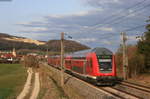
[38,66,68,99]
[38,65,85,99]
[128,73,150,86]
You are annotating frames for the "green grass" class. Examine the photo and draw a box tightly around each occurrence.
[0,64,27,99]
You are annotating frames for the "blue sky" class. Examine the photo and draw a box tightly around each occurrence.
[0,0,90,32]
[0,0,150,51]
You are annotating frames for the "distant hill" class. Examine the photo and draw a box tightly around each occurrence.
[0,33,90,53]
[0,33,46,45]
[46,40,90,52]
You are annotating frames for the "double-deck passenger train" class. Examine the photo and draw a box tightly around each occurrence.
[48,47,117,85]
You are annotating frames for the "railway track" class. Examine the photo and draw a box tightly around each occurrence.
[113,81,150,99]
[100,87,140,99]
[44,63,150,99]
[70,73,149,98]
[75,77,141,99]
[73,76,150,99]
[123,81,150,92]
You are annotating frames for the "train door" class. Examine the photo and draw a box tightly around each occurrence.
[65,59,72,70]
[86,55,93,75]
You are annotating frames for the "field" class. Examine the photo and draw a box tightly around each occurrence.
[0,64,27,99]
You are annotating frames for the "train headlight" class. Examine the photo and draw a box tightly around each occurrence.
[100,68,104,70]
[108,68,112,70]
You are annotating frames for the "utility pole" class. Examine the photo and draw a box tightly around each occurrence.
[46,46,49,57]
[121,32,128,80]
[60,32,64,86]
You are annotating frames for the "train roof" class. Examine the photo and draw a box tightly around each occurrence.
[48,47,113,58]
[66,47,113,57]
[91,47,112,55]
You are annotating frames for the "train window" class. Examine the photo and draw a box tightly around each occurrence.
[87,59,92,67]
[99,61,112,70]
[97,55,112,71]
[65,60,71,64]
[72,57,86,59]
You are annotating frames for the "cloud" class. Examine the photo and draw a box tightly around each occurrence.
[18,9,106,35]
[127,35,139,42]
[76,38,97,43]
[16,0,149,51]
[84,0,120,5]
[19,27,49,34]
[96,27,114,32]
[17,21,47,27]
[83,0,120,6]
[16,33,52,41]
[30,27,48,32]
[101,39,114,45]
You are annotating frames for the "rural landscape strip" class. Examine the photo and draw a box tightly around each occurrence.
[17,68,33,99]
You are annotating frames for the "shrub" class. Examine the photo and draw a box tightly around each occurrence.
[23,55,39,68]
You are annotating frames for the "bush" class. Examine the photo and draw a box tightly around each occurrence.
[23,55,39,68]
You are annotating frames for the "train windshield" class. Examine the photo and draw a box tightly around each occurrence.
[97,55,112,73]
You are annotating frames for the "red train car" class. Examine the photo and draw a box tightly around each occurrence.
[48,47,117,85]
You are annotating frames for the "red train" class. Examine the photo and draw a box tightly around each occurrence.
[48,47,117,85]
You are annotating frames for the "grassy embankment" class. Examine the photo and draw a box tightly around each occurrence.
[0,64,27,99]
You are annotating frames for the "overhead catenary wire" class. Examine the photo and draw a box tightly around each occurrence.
[66,23,147,42]
[78,1,150,41]
[94,21,147,40]
[104,3,150,27]
[91,0,147,28]
[65,1,149,44]
[90,2,150,39]
[123,24,146,32]
[94,24,146,40]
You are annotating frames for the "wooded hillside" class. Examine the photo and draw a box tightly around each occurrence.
[0,33,90,53]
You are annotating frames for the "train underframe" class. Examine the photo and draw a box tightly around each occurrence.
[88,76,118,86]
[47,64,119,86]
[65,69,118,86]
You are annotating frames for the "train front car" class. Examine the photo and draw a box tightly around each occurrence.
[89,47,117,85]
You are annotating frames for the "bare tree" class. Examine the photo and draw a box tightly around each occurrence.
[22,55,39,68]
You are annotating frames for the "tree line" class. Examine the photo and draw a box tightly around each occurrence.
[116,17,150,78]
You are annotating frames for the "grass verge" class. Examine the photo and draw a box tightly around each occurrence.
[0,64,27,99]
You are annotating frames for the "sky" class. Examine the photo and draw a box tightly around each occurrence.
[0,0,150,52]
